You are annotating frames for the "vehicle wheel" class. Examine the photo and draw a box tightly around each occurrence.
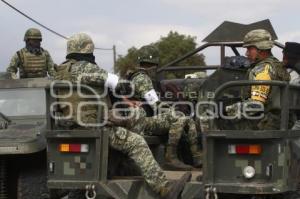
[17,166,49,199]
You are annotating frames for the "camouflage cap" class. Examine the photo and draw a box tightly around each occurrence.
[137,45,159,66]
[243,29,274,50]
[67,33,95,55]
[24,28,42,41]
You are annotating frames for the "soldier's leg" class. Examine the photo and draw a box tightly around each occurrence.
[185,118,202,167]
[141,112,171,135]
[165,116,193,170]
[108,126,168,193]
[257,112,281,130]
[107,126,192,199]
[130,109,192,170]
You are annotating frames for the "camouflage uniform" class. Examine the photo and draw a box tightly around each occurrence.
[129,71,198,142]
[243,29,290,130]
[55,33,173,196]
[6,28,55,79]
[125,45,202,169]
[248,56,290,129]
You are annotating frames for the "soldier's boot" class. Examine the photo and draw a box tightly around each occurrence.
[164,145,193,171]
[190,144,202,168]
[160,171,192,199]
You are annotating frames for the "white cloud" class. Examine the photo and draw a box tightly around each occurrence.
[280,31,300,43]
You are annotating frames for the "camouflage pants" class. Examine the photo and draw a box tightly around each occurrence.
[107,126,168,193]
[225,112,280,130]
[129,107,199,147]
[257,112,281,130]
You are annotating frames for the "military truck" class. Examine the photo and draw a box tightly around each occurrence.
[158,19,300,199]
[0,77,51,199]
[45,19,300,199]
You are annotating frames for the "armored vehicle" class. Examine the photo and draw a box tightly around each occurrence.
[0,77,51,199]
[46,19,300,199]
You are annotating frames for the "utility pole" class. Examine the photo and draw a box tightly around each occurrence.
[113,45,117,73]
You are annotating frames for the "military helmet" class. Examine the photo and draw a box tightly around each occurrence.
[137,45,159,65]
[24,28,42,41]
[243,29,274,50]
[67,33,95,55]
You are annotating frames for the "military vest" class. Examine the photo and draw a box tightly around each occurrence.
[247,56,290,111]
[17,48,48,78]
[253,56,290,82]
[55,60,108,127]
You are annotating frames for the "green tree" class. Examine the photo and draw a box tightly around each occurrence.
[115,47,139,77]
[115,31,206,78]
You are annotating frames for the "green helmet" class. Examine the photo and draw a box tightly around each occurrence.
[24,28,42,41]
[67,33,95,55]
[137,45,159,65]
[243,29,274,50]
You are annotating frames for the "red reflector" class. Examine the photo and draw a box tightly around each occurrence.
[59,144,89,153]
[229,144,262,155]
[236,145,250,154]
[69,144,81,152]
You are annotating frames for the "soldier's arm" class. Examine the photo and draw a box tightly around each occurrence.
[132,73,160,106]
[78,63,119,91]
[6,53,19,79]
[45,51,56,77]
[250,64,272,103]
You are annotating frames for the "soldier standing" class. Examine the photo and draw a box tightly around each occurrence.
[121,45,202,170]
[7,28,55,79]
[55,33,191,199]
[282,42,300,130]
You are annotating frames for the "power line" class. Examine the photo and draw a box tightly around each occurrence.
[1,0,113,51]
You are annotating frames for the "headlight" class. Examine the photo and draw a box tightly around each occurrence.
[243,166,255,179]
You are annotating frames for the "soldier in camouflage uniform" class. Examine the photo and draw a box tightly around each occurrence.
[55,33,191,199]
[282,42,300,130]
[7,28,55,79]
[229,29,290,130]
[122,45,202,170]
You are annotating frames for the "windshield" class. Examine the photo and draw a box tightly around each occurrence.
[0,88,46,117]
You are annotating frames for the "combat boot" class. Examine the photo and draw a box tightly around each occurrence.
[164,145,193,171]
[190,144,202,168]
[160,171,192,199]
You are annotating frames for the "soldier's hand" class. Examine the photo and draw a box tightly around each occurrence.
[122,97,142,108]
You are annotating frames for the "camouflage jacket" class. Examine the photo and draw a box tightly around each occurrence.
[129,71,155,101]
[7,47,56,79]
[248,56,290,103]
[55,59,110,126]
[127,70,164,111]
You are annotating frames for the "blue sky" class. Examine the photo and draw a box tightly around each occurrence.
[1,0,300,72]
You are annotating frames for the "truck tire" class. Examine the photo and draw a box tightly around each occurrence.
[17,166,49,199]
